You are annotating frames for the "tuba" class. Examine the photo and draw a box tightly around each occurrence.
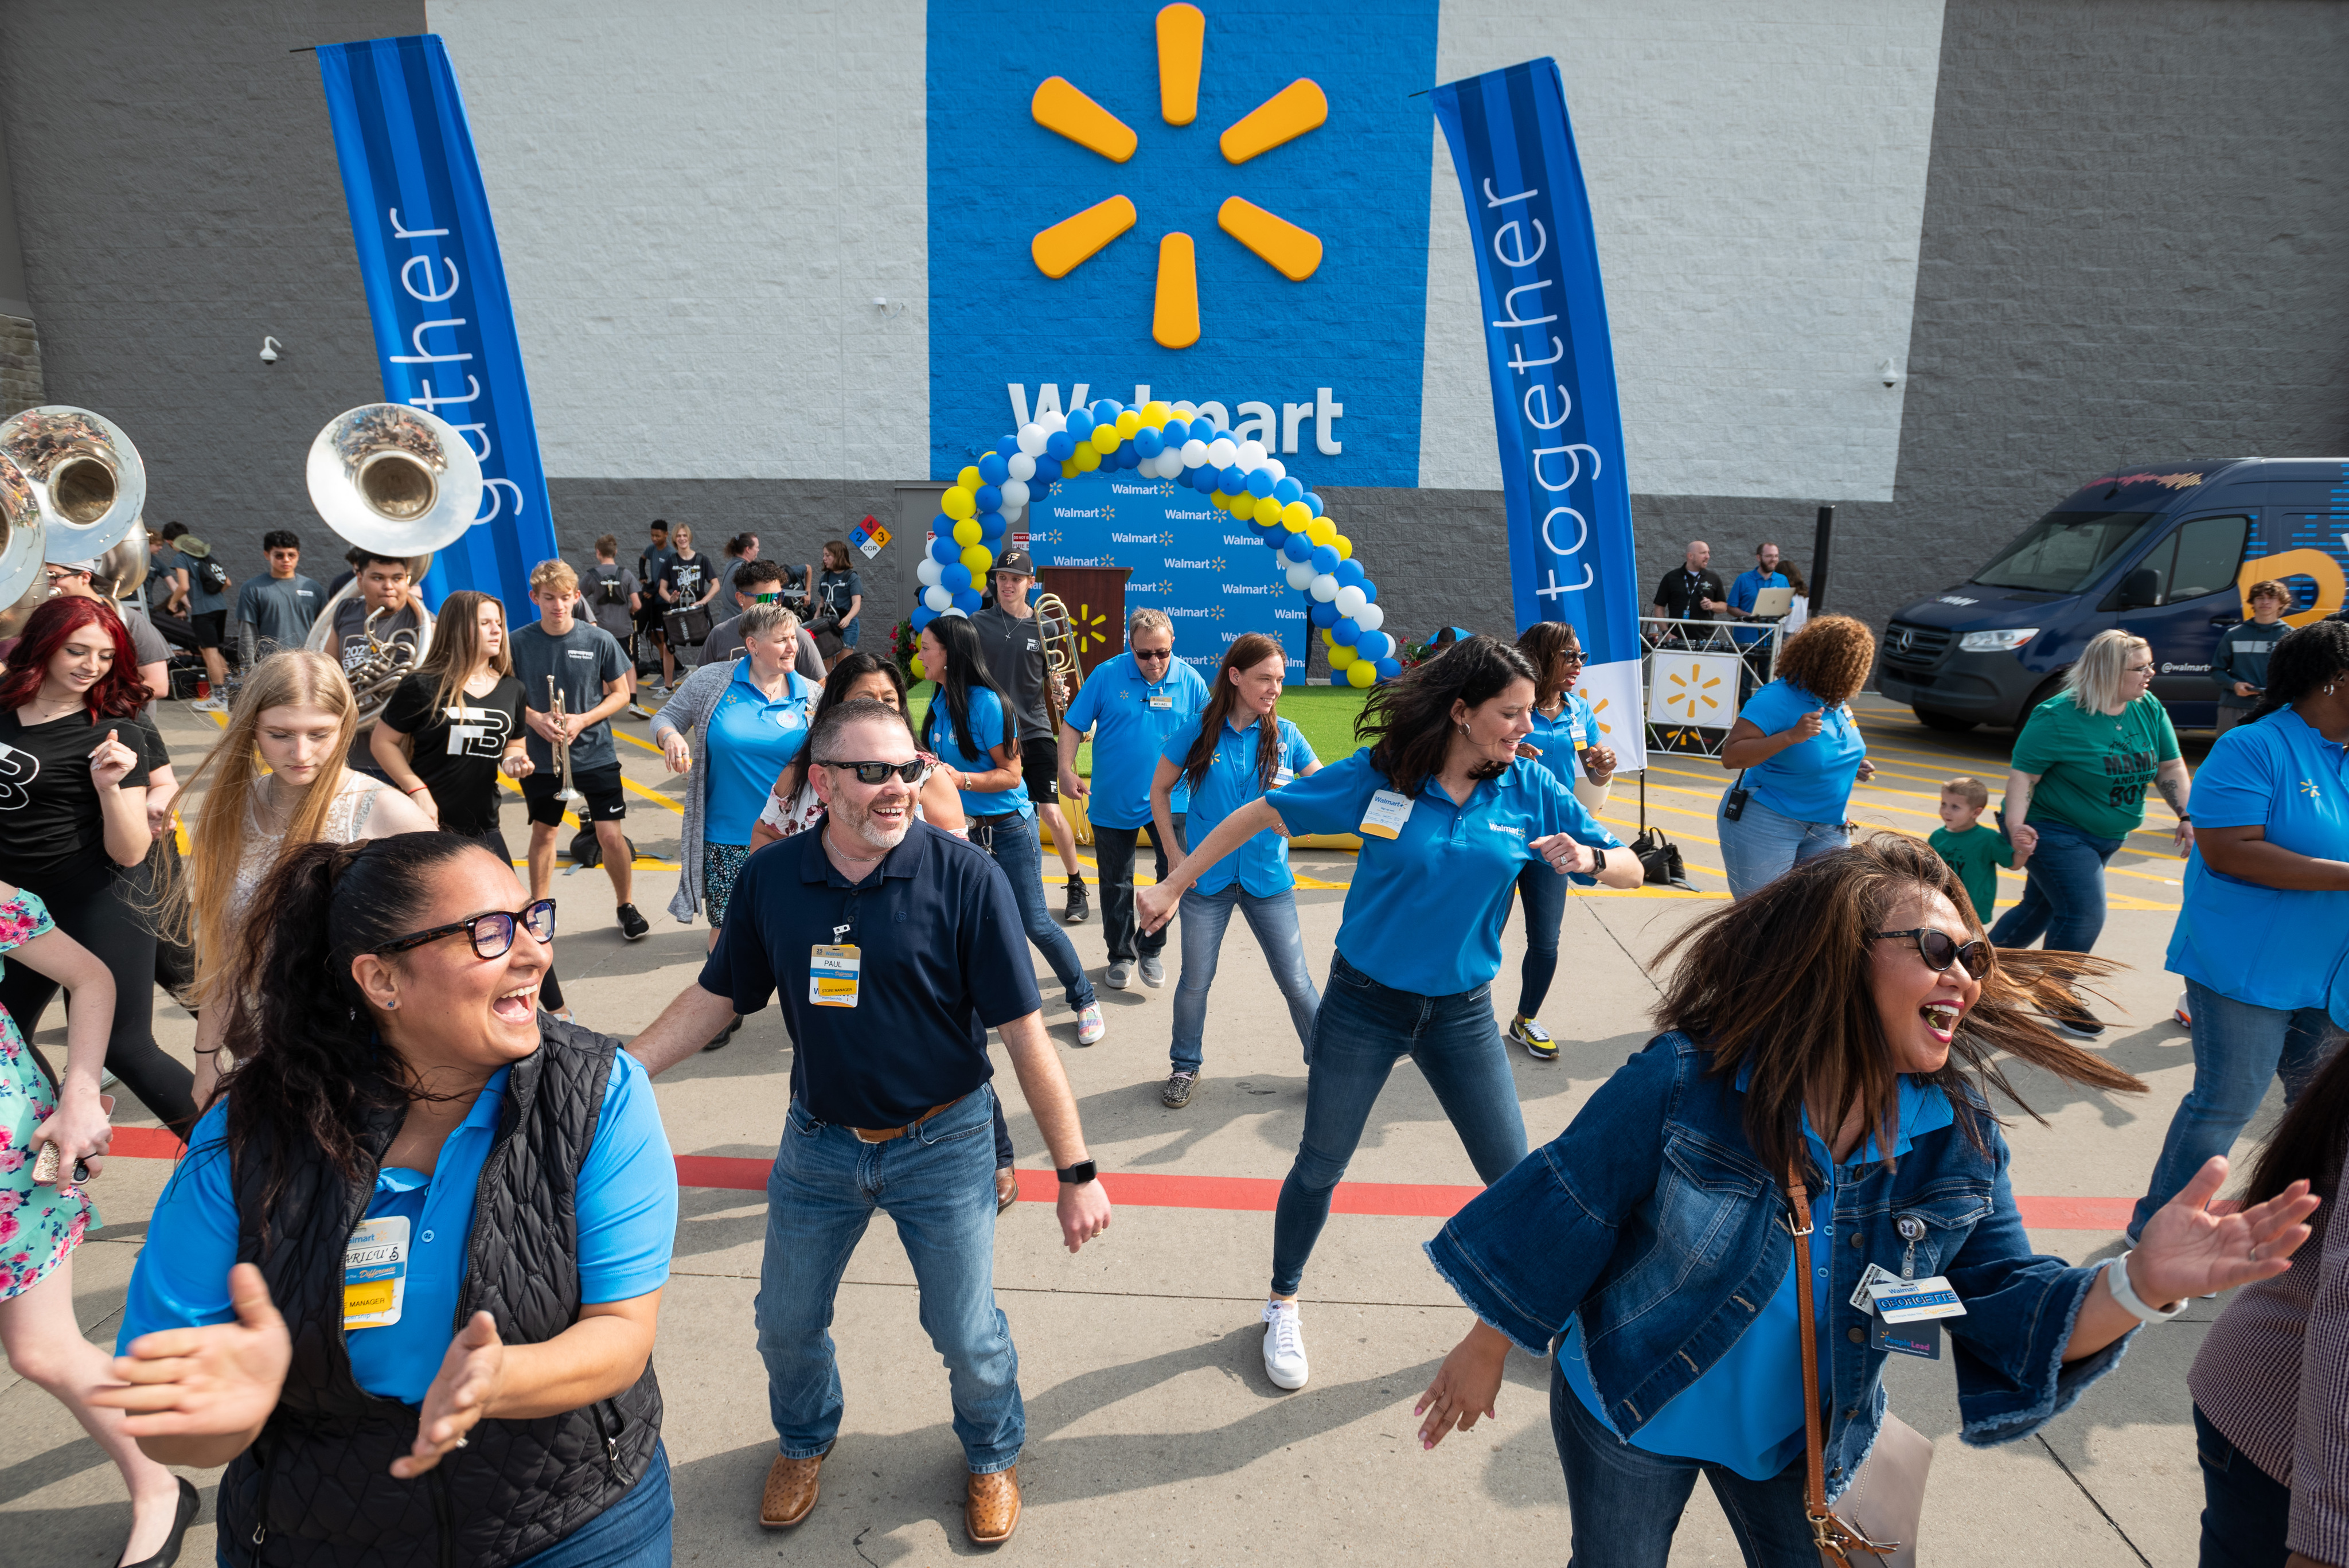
[298,404,484,726]
[0,405,147,639]
[1032,590,1082,730]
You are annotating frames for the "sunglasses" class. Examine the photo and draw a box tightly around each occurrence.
[1558,650,1587,666]
[379,899,557,959]
[1133,648,1174,662]
[822,758,930,785]
[1868,927,1992,980]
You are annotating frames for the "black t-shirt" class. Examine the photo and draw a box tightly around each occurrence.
[661,552,713,605]
[0,707,163,887]
[1652,566,1727,621]
[380,671,526,835]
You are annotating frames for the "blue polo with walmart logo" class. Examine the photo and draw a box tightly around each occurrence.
[1161,713,1317,896]
[1523,692,1598,787]
[705,665,820,842]
[2169,708,2349,1012]
[1271,748,1622,997]
[1062,650,1209,829]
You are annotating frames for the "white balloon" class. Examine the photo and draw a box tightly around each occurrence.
[1237,440,1269,469]
[1017,424,1047,457]
[1207,437,1238,468]
[917,557,943,587]
[1040,411,1067,434]
[1000,479,1031,508]
[1285,559,1317,591]
[1334,585,1367,617]
[939,605,969,619]
[924,584,953,611]
[1008,451,1036,481]
[1263,458,1286,483]
[1309,573,1340,602]
[1179,438,1209,468]
[1000,500,1024,524]
[1161,451,1189,478]
[1357,602,1384,632]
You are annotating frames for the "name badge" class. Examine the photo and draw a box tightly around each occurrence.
[1867,1276,1966,1324]
[343,1215,411,1329]
[810,943,860,1008]
[1273,766,1295,789]
[1570,723,1589,748]
[1358,788,1414,840]
[1146,692,1173,709]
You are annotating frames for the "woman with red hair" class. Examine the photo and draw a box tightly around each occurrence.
[0,596,195,1138]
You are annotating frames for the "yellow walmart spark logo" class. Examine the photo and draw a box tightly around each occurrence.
[2303,779,2323,799]
[1662,669,1724,721]
[1029,2,1326,349]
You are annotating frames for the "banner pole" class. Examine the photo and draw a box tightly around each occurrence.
[1811,503,1836,613]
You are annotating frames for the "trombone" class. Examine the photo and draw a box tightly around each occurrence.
[1033,590,1082,730]
[547,677,587,813]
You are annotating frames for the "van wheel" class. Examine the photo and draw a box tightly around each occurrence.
[1913,708,1976,732]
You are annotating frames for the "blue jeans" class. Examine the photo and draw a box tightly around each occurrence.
[1270,951,1527,1296]
[1170,883,1318,1072]
[513,1442,674,1568]
[971,812,1097,1011]
[2131,977,2346,1237]
[1716,793,1849,899]
[2194,1403,2291,1567]
[1550,1362,1813,1567]
[755,1087,1024,1472]
[1511,859,1569,1017]
[1988,817,2123,953]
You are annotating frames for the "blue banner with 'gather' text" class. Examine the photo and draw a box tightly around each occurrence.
[317,34,556,618]
[1430,59,1644,767]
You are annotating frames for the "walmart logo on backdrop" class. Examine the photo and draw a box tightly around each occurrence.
[926,0,1441,486]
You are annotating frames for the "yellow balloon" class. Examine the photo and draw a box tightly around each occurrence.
[1306,518,1337,548]
[1348,660,1378,688]
[1320,628,1336,645]
[1281,501,1313,532]
[1329,643,1357,668]
[961,544,994,577]
[957,466,983,492]
[953,518,981,547]
[1073,444,1101,471]
[1253,496,1284,527]
[1333,535,1353,560]
[1141,400,1171,427]
[908,655,927,683]
[941,486,976,521]
[1090,423,1121,454]
[1114,410,1141,438]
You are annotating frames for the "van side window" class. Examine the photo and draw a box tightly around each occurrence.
[2166,516,2250,603]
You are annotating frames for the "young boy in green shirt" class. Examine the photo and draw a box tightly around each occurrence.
[1930,775,2022,922]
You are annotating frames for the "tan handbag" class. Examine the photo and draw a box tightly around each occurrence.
[1787,1167,1933,1567]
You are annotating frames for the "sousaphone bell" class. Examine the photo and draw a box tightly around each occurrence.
[0,404,147,639]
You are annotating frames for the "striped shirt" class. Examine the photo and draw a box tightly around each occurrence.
[2188,1146,2348,1563]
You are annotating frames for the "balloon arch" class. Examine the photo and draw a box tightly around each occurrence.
[911,396,1400,685]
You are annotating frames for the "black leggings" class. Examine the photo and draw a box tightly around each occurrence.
[465,824,565,1013]
[5,868,197,1138]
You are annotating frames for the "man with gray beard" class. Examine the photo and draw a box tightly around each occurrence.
[627,698,1111,1547]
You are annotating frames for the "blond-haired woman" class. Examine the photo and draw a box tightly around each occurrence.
[1993,628,2193,1039]
[655,524,717,687]
[185,652,432,1106]
[1715,614,1879,899]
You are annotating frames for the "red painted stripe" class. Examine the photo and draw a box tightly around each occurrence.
[103,1140,2153,1230]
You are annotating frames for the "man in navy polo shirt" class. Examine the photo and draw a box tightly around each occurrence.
[1057,607,1209,990]
[629,697,1112,1547]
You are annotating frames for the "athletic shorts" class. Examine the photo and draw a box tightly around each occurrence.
[192,610,227,650]
[1020,736,1060,805]
[522,760,627,826]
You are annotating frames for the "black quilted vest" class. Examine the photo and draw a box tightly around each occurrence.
[217,1019,664,1568]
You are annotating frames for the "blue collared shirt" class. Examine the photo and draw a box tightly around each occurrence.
[1737,680,1866,824]
[705,665,820,843]
[1271,749,1622,997]
[1729,568,1789,646]
[1522,692,1598,787]
[2170,707,2349,1012]
[1063,652,1209,829]
[1160,713,1317,896]
[924,685,1031,821]
[119,1056,677,1404]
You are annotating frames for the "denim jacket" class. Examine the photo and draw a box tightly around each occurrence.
[1423,1031,2132,1501]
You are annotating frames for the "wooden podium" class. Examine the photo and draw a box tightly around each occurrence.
[1039,566,1130,850]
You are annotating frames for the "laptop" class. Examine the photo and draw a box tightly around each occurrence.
[1747,586,1796,618]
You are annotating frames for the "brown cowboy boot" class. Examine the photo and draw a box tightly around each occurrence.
[759,1452,825,1528]
[966,1466,1021,1544]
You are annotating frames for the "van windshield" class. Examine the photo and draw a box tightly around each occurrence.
[1971,510,2158,594]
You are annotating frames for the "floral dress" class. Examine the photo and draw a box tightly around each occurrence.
[0,890,98,1299]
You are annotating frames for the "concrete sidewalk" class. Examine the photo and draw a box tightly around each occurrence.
[1,696,2240,1564]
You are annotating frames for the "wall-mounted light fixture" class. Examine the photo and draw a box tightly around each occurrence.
[1878,357,1901,389]
[260,336,282,364]
[871,297,906,320]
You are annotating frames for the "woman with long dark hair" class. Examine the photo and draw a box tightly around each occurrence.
[1143,632,1320,1109]
[100,833,679,1568]
[752,650,965,847]
[1412,836,2318,1565]
[1505,621,1619,1060]
[0,596,194,1137]
[920,615,1105,1045]
[1715,614,1878,899]
[1141,634,1640,1390]
[2132,619,2349,1240]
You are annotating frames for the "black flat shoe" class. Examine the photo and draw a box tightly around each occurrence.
[119,1476,199,1568]
[703,1013,743,1051]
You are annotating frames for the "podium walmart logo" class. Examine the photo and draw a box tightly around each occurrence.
[1029,2,1327,349]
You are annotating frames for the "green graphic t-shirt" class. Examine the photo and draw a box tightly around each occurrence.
[2009,692,2180,841]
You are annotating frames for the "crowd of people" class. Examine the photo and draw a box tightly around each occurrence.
[0,534,2338,1568]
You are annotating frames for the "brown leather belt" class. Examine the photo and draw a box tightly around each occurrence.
[849,1101,956,1144]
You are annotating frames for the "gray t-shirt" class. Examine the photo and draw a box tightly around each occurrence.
[972,604,1050,739]
[510,619,628,772]
[698,614,826,680]
[117,599,170,718]
[235,574,326,653]
[582,562,639,643]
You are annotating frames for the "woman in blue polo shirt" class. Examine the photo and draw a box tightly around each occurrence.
[1138,635,1641,1393]
[2132,621,2349,1240]
[921,615,1105,1046]
[100,833,678,1568]
[1716,615,1878,898]
[1147,632,1321,1110]
[1507,622,1620,1061]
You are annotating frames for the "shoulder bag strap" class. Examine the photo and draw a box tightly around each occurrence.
[1787,1163,1898,1566]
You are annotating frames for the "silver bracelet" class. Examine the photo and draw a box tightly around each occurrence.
[2105,1251,2187,1324]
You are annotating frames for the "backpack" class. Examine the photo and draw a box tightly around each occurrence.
[196,557,229,595]
[593,566,628,606]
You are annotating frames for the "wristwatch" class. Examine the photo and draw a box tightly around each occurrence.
[1589,847,1607,877]
[1056,1159,1098,1186]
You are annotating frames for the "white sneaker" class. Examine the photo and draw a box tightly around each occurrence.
[2175,990,2192,1028]
[1075,1003,1106,1046]
[1261,1299,1308,1390]
[190,696,227,715]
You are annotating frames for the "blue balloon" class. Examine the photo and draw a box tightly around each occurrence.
[1031,477,1054,498]
[1245,469,1276,499]
[1264,529,1288,552]
[1334,559,1365,587]
[1273,477,1303,505]
[1363,631,1394,660]
[1192,467,1220,493]
[1304,492,1324,518]
[975,483,1002,513]
[1091,399,1121,423]
[1117,442,1142,470]
[1045,430,1076,461]
[1332,618,1361,645]
[930,533,960,564]
[1310,545,1339,574]
[952,587,984,612]
[1066,409,1095,440]
[1162,417,1191,444]
[1375,656,1402,681]
[977,453,1009,485]
[910,607,937,632]
[978,510,1006,540]
[1133,426,1164,458]
[1359,579,1379,603]
[1282,532,1314,563]
[1309,599,1339,627]
[942,563,972,591]
[1212,464,1238,492]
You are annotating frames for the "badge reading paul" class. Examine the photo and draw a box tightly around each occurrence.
[1358,788,1414,841]
[343,1215,411,1330]
[810,943,861,1008]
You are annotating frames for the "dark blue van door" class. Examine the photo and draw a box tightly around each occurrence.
[2110,511,2252,721]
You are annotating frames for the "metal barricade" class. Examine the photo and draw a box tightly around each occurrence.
[1639,615,1785,758]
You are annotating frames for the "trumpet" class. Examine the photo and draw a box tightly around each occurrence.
[1033,590,1082,730]
[548,677,587,813]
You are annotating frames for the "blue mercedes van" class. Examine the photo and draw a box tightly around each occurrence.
[1877,458,2348,731]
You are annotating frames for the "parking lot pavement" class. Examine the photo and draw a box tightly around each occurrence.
[0,692,2241,1564]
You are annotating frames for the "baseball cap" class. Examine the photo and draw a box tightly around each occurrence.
[49,559,100,575]
[993,548,1036,578]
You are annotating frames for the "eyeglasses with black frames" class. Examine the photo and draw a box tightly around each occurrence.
[821,759,930,785]
[378,899,557,960]
[1868,927,1992,980]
